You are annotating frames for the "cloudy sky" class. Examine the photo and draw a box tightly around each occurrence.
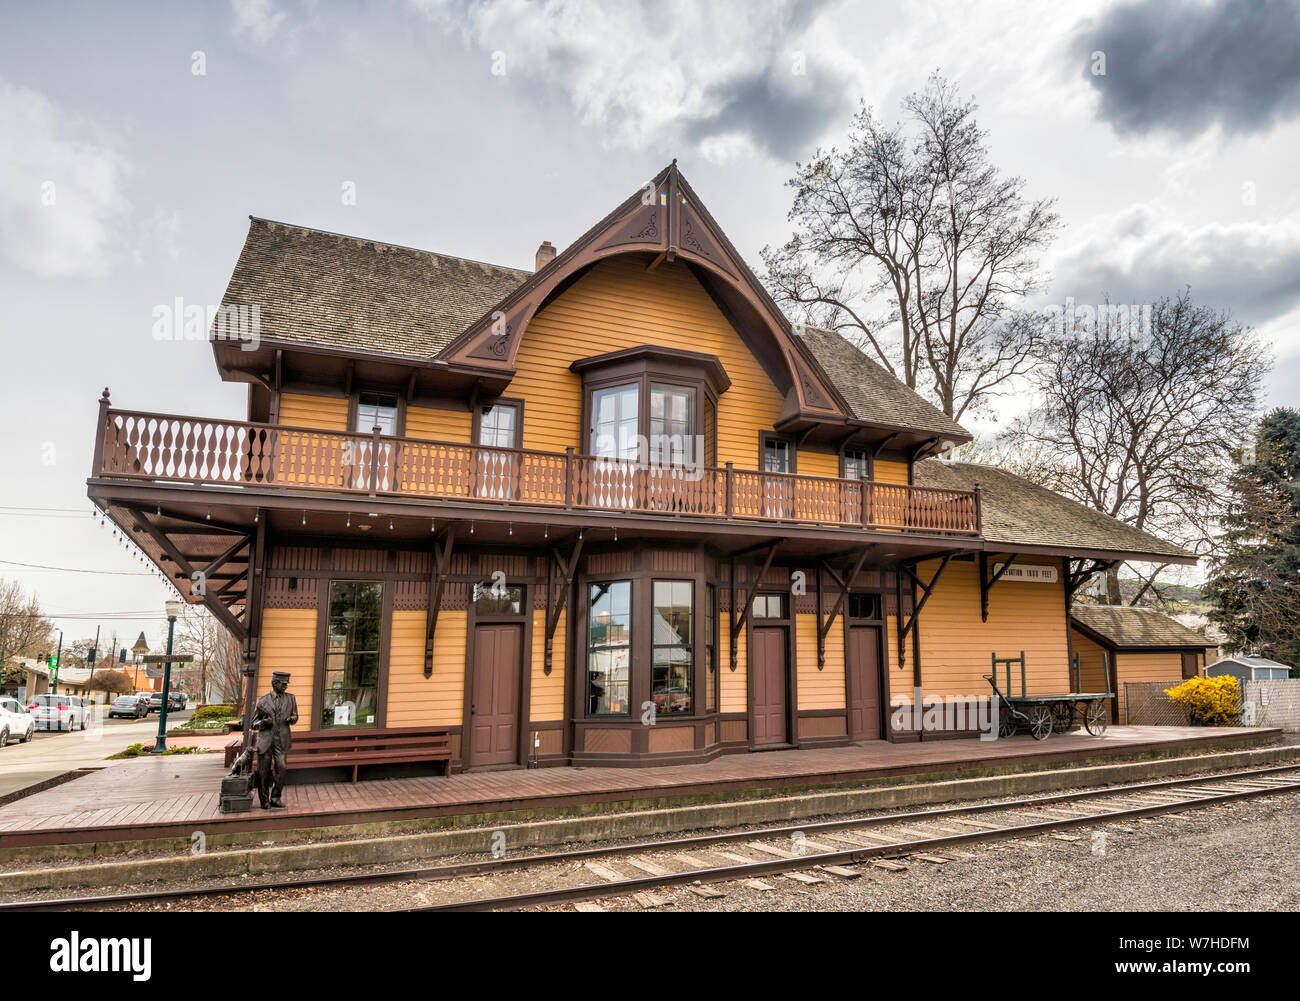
[1,0,1298,642]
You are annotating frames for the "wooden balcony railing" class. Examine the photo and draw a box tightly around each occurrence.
[93,407,981,536]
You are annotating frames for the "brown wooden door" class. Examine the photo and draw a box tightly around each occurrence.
[848,625,882,741]
[1181,652,1200,679]
[751,626,788,745]
[470,624,522,766]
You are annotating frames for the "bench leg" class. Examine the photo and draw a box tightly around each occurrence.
[352,764,358,783]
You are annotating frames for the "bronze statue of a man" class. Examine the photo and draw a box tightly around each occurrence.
[252,670,298,809]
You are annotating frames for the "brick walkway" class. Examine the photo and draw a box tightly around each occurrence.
[0,726,1273,849]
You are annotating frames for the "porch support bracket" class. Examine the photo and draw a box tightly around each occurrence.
[817,547,874,669]
[544,535,584,675]
[125,504,249,644]
[423,526,457,677]
[979,552,1019,622]
[730,540,781,671]
[896,552,955,669]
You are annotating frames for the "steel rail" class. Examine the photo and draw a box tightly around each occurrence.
[3,762,1297,912]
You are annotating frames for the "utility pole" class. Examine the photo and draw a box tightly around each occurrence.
[85,625,100,705]
[52,631,63,694]
[152,601,183,753]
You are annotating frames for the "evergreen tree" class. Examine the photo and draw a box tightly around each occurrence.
[1205,409,1300,671]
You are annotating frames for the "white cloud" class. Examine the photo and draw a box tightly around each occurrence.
[231,0,288,45]
[1048,206,1300,327]
[0,82,130,279]
[413,0,859,158]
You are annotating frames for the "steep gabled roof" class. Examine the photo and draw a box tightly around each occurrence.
[1071,605,1216,650]
[915,460,1195,562]
[219,218,529,359]
[212,166,973,442]
[797,326,969,441]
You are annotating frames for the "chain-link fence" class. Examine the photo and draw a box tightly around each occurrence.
[1123,681,1193,726]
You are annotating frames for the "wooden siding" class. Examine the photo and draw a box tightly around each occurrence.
[795,612,846,710]
[796,449,840,479]
[508,255,787,467]
[257,608,317,732]
[916,559,1070,699]
[384,609,463,728]
[1071,628,1111,694]
[721,619,748,713]
[407,404,471,443]
[279,393,348,431]
[1115,652,1184,723]
[875,459,910,485]
[529,608,566,720]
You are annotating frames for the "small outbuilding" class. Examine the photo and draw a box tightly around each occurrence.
[1207,656,1293,683]
[1069,606,1218,723]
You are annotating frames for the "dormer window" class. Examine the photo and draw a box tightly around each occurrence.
[571,345,730,468]
[354,392,398,435]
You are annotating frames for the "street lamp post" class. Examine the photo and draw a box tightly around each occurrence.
[152,600,184,753]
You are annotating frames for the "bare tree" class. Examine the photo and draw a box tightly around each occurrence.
[1004,291,1270,604]
[0,578,55,662]
[175,605,225,703]
[762,71,1060,420]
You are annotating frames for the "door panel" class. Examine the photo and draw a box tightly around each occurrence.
[1181,652,1199,679]
[848,625,882,741]
[470,624,522,766]
[751,626,788,745]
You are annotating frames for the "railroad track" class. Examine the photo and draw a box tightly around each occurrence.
[4,762,1298,912]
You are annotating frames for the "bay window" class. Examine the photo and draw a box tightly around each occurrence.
[651,580,693,715]
[587,580,632,716]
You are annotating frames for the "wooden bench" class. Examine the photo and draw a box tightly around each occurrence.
[228,727,454,783]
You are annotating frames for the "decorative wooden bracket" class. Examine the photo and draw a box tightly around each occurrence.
[1064,558,1120,603]
[896,553,955,669]
[424,526,456,677]
[816,547,874,669]
[979,552,1019,622]
[543,536,584,675]
[729,541,781,670]
[124,505,250,644]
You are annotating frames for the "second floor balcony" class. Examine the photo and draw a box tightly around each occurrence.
[92,405,982,537]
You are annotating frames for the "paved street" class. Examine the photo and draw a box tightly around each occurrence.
[0,707,194,798]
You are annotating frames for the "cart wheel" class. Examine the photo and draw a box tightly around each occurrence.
[997,710,1017,739]
[1084,699,1109,736]
[1027,705,1053,740]
[1051,702,1074,733]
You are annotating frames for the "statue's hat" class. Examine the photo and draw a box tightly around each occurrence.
[271,671,291,683]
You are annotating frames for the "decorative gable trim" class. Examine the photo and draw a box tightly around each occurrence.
[437,162,847,423]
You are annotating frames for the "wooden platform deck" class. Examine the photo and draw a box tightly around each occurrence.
[0,726,1276,850]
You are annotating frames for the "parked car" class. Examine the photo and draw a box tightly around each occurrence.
[28,693,91,731]
[147,691,186,714]
[0,696,35,745]
[108,694,149,720]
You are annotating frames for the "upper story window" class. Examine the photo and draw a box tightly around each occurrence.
[649,384,696,466]
[842,448,869,480]
[572,345,729,470]
[355,392,398,435]
[477,401,519,449]
[763,435,792,474]
[591,383,641,460]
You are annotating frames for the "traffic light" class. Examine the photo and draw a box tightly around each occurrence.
[47,654,57,668]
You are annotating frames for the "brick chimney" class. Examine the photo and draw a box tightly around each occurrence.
[535,240,556,272]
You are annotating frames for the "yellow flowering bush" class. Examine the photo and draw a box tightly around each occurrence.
[1164,675,1242,726]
